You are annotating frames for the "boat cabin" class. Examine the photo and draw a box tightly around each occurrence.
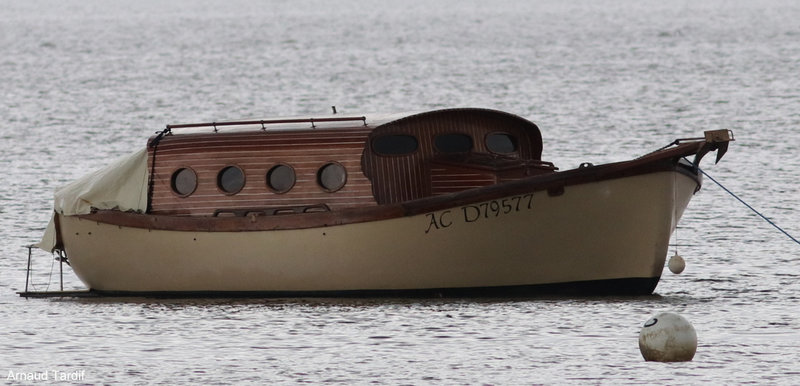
[147,108,556,216]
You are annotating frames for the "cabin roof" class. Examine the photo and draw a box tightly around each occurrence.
[142,107,547,214]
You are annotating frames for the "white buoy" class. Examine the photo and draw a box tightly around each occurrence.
[639,312,697,362]
[668,253,685,274]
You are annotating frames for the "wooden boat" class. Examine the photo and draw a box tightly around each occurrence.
[36,108,733,296]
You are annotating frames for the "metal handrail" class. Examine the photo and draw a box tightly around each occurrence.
[166,116,368,131]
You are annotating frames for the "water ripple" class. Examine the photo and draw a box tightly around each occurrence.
[2,0,800,384]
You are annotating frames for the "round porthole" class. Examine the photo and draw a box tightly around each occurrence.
[317,162,347,192]
[267,164,296,193]
[170,168,197,197]
[217,166,245,194]
[486,133,518,154]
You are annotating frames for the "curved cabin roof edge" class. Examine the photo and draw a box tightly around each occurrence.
[371,107,543,160]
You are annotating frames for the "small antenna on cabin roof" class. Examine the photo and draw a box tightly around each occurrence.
[331,106,337,114]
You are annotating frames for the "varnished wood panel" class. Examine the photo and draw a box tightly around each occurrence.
[430,165,498,196]
[148,128,377,216]
[362,109,544,204]
[148,109,549,215]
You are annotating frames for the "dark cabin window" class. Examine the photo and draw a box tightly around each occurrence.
[267,164,296,193]
[372,135,418,155]
[486,133,518,154]
[217,166,245,194]
[434,133,473,153]
[170,168,197,197]
[317,162,347,192]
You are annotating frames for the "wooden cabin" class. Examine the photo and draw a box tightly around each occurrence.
[146,108,556,216]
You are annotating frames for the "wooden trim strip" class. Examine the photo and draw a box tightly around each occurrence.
[166,116,368,130]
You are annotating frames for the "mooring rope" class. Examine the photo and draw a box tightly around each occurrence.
[698,167,800,246]
[673,171,679,255]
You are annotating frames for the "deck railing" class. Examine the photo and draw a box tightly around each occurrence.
[166,116,368,132]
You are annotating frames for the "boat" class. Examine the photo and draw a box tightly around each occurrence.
[34,108,733,296]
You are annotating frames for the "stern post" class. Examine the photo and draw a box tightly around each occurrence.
[24,245,33,293]
[59,250,63,292]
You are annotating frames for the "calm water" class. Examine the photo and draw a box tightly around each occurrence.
[2,0,799,384]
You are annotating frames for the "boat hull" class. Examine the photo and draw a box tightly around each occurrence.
[58,169,699,296]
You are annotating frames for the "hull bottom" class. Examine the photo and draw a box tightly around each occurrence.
[84,277,659,298]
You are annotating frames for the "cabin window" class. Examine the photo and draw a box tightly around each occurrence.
[267,164,296,193]
[170,168,197,197]
[372,134,418,155]
[434,133,473,153]
[317,162,347,192]
[217,166,245,194]
[486,133,518,154]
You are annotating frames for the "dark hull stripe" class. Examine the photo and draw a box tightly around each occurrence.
[19,277,661,298]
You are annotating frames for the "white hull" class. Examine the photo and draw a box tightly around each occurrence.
[59,171,699,295]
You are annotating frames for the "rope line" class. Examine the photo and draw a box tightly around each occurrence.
[698,167,800,246]
[673,171,679,255]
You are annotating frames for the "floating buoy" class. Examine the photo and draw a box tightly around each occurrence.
[668,253,685,274]
[639,312,697,362]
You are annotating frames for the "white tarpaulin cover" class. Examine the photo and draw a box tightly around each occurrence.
[37,148,149,252]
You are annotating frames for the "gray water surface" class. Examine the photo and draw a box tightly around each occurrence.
[1,0,799,384]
